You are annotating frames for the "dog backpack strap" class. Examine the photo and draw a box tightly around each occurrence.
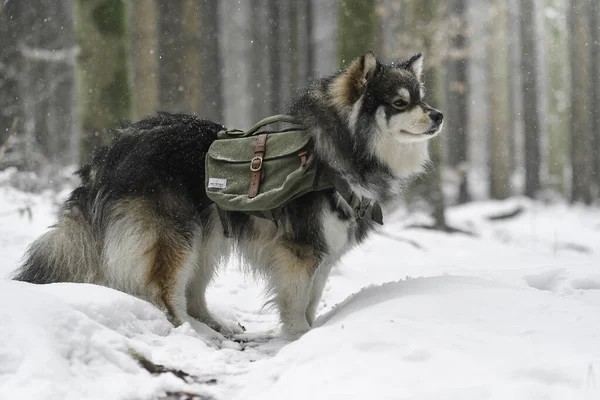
[248,133,268,198]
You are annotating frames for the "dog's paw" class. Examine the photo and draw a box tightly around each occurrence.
[213,319,246,337]
[281,320,311,341]
[177,319,225,347]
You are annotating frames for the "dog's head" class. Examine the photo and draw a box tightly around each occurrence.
[328,51,443,177]
[332,51,443,141]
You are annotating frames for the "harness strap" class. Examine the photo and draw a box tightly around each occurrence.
[330,174,384,225]
[248,134,267,198]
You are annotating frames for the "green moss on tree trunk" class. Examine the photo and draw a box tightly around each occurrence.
[337,0,376,68]
[74,0,131,164]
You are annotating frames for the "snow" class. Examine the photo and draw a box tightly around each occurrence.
[1,182,600,399]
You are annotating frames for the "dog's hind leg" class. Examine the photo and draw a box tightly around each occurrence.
[147,231,224,341]
[186,257,244,336]
[267,241,320,339]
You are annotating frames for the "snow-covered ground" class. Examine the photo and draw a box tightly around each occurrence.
[1,178,599,399]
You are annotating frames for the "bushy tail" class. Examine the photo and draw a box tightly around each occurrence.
[13,203,101,284]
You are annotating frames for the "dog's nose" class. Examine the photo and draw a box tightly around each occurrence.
[430,110,443,124]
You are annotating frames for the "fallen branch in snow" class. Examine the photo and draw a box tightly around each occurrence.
[375,231,424,250]
[159,391,214,400]
[129,350,216,399]
[405,223,476,236]
[485,206,525,221]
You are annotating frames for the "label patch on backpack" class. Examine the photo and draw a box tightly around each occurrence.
[208,178,227,189]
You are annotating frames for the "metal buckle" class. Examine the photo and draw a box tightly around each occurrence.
[250,156,263,171]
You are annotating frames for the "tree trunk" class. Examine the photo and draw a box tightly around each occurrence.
[19,0,78,172]
[74,0,132,164]
[489,0,513,199]
[181,0,203,114]
[590,0,600,192]
[157,0,186,113]
[404,0,447,228]
[132,0,159,120]
[290,0,314,91]
[444,0,470,203]
[519,0,542,198]
[311,0,338,79]
[249,0,275,120]
[0,0,24,163]
[219,0,252,128]
[278,0,293,109]
[199,0,223,122]
[337,0,377,68]
[543,0,570,196]
[506,0,525,194]
[569,0,594,203]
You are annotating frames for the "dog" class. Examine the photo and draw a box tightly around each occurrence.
[13,51,443,340]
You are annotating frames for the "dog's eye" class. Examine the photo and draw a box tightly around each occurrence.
[392,98,409,110]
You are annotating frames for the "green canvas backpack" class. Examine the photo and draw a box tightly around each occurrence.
[205,115,383,230]
[205,115,332,221]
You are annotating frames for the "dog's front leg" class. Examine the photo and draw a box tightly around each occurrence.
[306,262,333,326]
[269,242,320,339]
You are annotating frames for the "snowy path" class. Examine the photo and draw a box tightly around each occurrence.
[1,184,599,399]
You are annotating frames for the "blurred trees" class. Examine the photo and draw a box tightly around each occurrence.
[568,0,594,204]
[489,0,513,199]
[132,0,159,120]
[395,0,448,229]
[0,1,22,149]
[338,0,377,68]
[73,0,131,163]
[444,0,469,203]
[591,0,600,190]
[1,0,600,207]
[543,0,570,195]
[519,0,542,198]
[1,0,77,174]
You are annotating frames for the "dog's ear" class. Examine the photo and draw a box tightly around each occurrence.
[360,50,382,82]
[331,51,382,108]
[405,53,424,80]
[346,51,381,97]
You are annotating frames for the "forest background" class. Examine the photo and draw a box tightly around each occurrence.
[1,0,599,227]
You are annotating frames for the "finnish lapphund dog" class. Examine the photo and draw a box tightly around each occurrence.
[14,52,443,341]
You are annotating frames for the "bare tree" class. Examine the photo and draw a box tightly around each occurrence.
[489,0,513,199]
[132,0,159,120]
[291,0,314,89]
[220,1,252,128]
[198,0,223,122]
[181,0,203,114]
[157,0,186,113]
[519,0,543,198]
[590,0,600,190]
[249,0,276,120]
[444,0,470,203]
[569,0,594,203]
[74,0,132,163]
[0,0,23,156]
[311,1,338,79]
[543,0,570,195]
[19,0,77,171]
[402,0,448,229]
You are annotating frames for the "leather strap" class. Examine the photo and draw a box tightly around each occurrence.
[248,134,268,198]
[298,151,308,167]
